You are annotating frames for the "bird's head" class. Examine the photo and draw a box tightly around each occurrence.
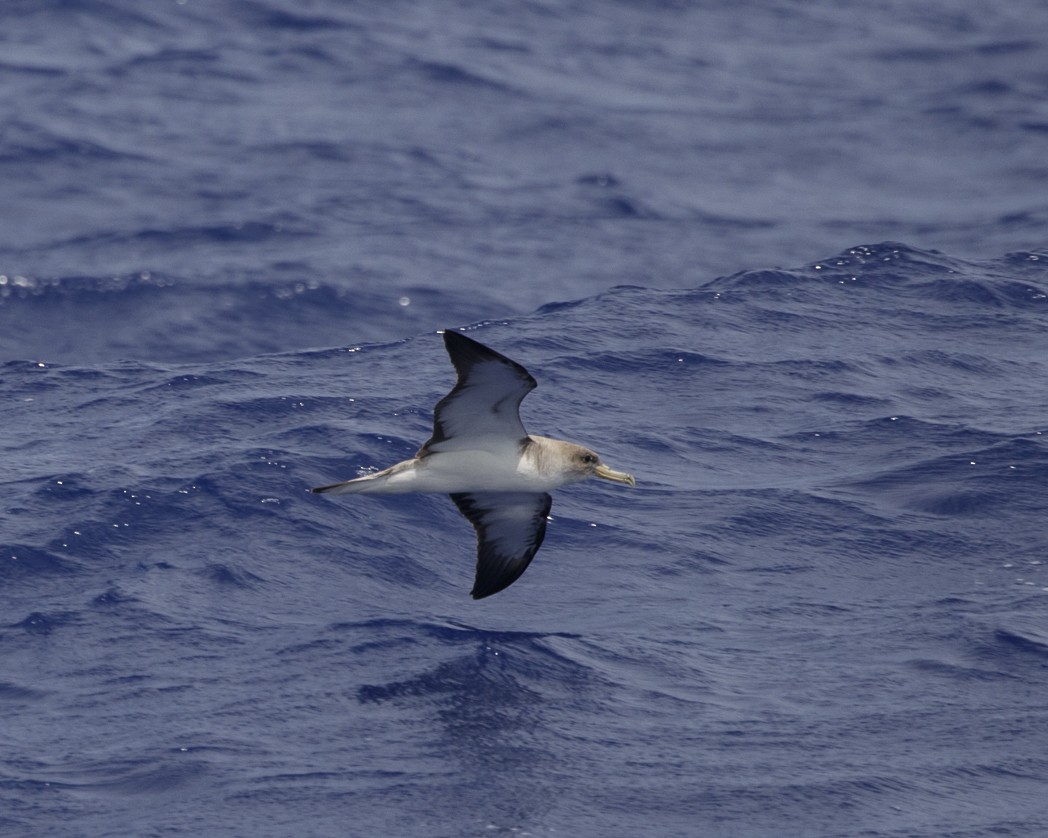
[570,445,637,488]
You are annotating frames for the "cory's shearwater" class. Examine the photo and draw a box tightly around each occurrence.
[311,330,636,598]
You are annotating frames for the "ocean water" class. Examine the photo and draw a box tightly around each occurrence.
[3,2,1048,837]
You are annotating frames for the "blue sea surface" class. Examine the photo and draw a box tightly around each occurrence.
[3,2,1048,837]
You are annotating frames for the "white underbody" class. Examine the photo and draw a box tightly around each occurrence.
[321,435,584,495]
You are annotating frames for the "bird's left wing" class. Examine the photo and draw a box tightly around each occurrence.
[449,491,553,599]
[421,331,537,455]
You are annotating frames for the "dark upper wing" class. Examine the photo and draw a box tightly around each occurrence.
[449,491,553,599]
[420,331,537,455]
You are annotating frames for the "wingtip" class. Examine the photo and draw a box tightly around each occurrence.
[442,328,475,350]
[468,554,524,599]
[441,329,538,390]
[469,567,503,599]
[441,328,492,352]
[469,581,507,600]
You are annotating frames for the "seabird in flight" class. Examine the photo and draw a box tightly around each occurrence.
[312,330,636,598]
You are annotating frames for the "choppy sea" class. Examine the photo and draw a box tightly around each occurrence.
[4,2,1048,836]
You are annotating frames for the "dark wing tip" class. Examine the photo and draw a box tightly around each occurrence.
[470,581,502,600]
[469,553,534,599]
[469,551,534,598]
[441,329,537,389]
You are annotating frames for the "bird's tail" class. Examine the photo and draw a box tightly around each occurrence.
[311,479,362,495]
[311,474,382,495]
[310,461,410,495]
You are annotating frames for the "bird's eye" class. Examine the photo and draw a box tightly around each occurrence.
[581,453,597,464]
